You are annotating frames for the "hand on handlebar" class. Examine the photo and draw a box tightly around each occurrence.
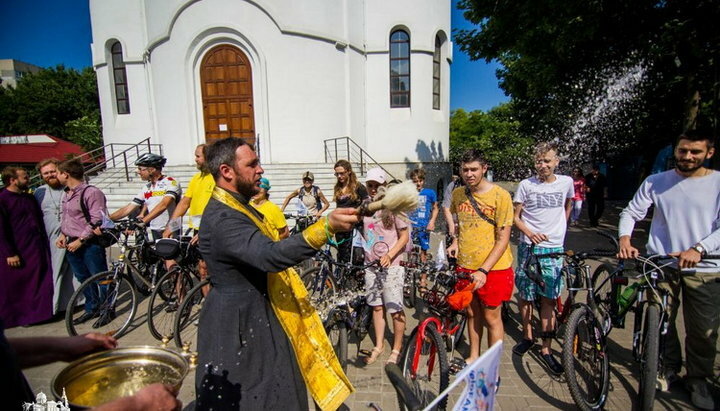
[379,254,392,268]
[446,241,458,258]
[618,237,639,259]
[670,248,702,269]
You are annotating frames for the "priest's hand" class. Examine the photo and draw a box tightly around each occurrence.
[6,255,21,268]
[327,208,360,232]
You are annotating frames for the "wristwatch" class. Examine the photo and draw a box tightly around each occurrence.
[691,243,706,257]
[476,267,489,275]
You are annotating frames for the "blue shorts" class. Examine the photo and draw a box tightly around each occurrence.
[515,242,565,300]
[412,228,430,251]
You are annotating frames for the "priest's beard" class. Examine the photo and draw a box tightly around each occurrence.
[233,168,260,198]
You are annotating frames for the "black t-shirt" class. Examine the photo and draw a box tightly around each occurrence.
[584,172,607,198]
[0,322,36,410]
[335,185,369,209]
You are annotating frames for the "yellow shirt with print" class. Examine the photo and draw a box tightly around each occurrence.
[451,185,514,271]
[185,172,215,229]
[252,200,288,233]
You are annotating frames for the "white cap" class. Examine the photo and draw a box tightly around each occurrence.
[365,167,386,184]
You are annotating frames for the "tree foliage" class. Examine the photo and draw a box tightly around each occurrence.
[455,0,720,164]
[450,104,534,180]
[0,65,102,150]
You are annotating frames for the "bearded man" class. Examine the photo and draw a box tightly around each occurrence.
[0,167,53,327]
[195,137,358,410]
[34,159,77,315]
[619,130,720,410]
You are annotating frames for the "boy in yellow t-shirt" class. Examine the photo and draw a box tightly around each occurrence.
[446,149,514,369]
[251,178,289,239]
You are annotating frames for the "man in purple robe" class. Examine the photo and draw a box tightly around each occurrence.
[0,166,53,328]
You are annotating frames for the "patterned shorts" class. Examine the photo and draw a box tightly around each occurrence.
[515,242,565,301]
[365,265,405,314]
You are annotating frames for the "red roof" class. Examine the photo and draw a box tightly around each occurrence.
[0,135,86,164]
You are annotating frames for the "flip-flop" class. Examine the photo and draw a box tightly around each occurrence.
[386,349,401,365]
[360,346,384,365]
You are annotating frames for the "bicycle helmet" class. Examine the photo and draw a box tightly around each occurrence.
[135,153,167,168]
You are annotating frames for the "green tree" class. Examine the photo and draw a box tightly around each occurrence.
[0,65,102,150]
[455,0,720,164]
[450,104,534,180]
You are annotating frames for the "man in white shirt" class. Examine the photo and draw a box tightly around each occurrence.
[512,142,573,376]
[618,130,720,410]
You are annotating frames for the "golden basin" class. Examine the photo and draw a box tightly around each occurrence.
[51,346,190,409]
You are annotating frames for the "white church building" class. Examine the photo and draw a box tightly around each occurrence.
[89,0,450,174]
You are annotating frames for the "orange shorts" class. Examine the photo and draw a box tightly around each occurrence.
[456,266,515,308]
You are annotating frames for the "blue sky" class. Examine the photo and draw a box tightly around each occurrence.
[0,0,507,112]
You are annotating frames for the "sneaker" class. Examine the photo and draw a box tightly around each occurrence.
[540,353,563,376]
[657,370,680,392]
[686,379,715,411]
[512,339,534,356]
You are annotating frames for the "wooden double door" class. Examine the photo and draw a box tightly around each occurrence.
[200,45,255,145]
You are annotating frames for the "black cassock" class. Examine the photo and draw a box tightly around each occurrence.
[195,189,316,410]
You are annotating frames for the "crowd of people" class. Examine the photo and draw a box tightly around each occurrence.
[0,130,718,410]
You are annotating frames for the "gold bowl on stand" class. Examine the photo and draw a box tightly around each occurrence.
[51,345,194,409]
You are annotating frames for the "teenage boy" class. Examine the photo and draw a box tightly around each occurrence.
[512,142,574,376]
[408,168,439,262]
[446,149,514,368]
[618,130,720,410]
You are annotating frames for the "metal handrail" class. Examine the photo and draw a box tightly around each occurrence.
[28,137,163,190]
[323,136,396,180]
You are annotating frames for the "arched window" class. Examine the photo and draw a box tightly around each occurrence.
[111,41,130,114]
[433,35,441,110]
[389,30,410,108]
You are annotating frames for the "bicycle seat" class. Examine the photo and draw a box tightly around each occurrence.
[153,238,182,260]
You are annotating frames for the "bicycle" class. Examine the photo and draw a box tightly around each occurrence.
[146,235,201,341]
[544,239,618,411]
[595,254,719,411]
[122,221,168,296]
[284,212,319,272]
[399,267,470,410]
[173,277,210,349]
[64,220,144,338]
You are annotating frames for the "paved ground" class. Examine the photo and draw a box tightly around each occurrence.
[7,201,720,410]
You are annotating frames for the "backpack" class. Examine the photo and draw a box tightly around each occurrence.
[298,185,321,210]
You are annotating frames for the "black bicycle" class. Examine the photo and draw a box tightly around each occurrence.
[146,235,201,341]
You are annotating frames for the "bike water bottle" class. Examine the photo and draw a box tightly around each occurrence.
[616,282,640,317]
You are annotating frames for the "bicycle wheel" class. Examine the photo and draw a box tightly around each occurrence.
[591,264,615,315]
[638,303,660,411]
[562,305,609,411]
[404,269,417,309]
[300,266,337,313]
[147,268,194,340]
[65,271,138,338]
[323,308,348,372]
[174,279,209,349]
[399,323,449,410]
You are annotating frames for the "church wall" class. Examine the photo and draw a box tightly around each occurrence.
[90,0,450,167]
[364,0,451,165]
[90,0,155,148]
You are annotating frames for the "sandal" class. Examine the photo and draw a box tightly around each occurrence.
[361,346,384,365]
[449,357,469,375]
[386,349,401,365]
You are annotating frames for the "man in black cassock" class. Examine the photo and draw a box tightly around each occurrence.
[195,137,357,410]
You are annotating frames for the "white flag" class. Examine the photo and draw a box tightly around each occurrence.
[423,340,503,411]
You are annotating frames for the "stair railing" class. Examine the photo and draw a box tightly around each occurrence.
[323,136,396,181]
[28,137,162,190]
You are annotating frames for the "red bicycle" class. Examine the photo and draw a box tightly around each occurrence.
[398,269,470,410]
